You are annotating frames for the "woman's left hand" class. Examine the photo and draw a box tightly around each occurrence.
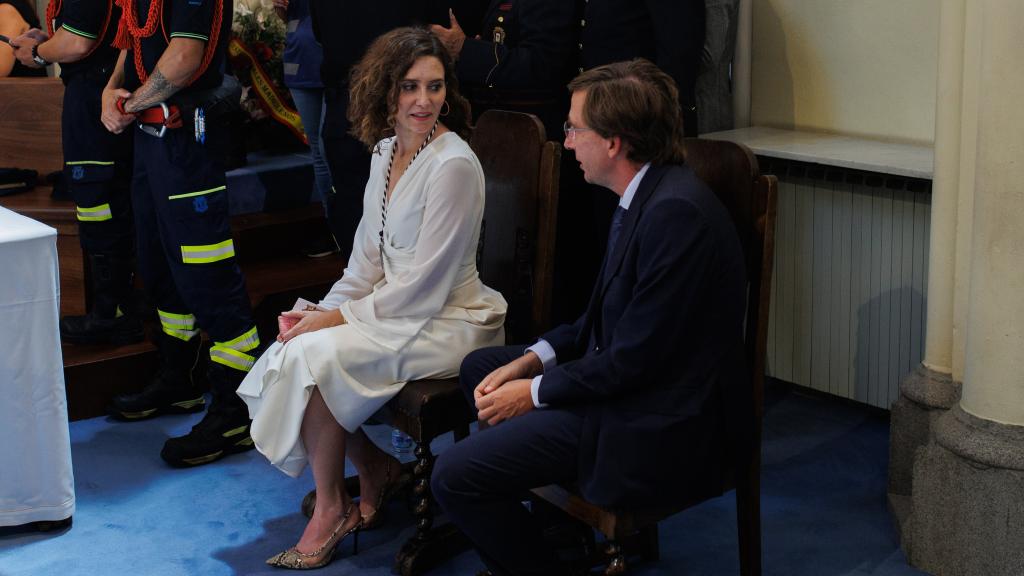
[278,309,345,343]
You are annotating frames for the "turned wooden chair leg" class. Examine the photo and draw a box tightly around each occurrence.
[411,440,435,540]
[604,540,627,575]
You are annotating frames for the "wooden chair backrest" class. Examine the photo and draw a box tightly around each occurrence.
[0,77,64,176]
[683,137,777,457]
[469,110,561,343]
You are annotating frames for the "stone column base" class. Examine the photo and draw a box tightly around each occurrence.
[889,365,961,498]
[905,406,1024,575]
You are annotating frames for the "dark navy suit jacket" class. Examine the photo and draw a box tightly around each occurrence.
[538,162,746,510]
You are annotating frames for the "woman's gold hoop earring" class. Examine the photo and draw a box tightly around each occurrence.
[440,100,451,117]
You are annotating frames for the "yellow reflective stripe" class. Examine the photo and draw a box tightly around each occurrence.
[163,326,199,341]
[60,23,98,39]
[76,203,112,221]
[221,425,248,438]
[157,309,196,329]
[181,239,235,264]
[66,160,115,166]
[215,326,260,353]
[158,309,198,340]
[210,347,255,372]
[168,185,226,201]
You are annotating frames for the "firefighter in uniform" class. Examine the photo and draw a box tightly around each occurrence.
[12,0,141,345]
[99,0,260,467]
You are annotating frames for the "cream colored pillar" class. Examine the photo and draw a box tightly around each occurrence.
[958,0,1024,427]
[905,2,1024,573]
[887,0,965,501]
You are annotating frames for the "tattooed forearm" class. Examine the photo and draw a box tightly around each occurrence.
[124,69,182,113]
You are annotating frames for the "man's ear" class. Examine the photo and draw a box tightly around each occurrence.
[606,135,623,159]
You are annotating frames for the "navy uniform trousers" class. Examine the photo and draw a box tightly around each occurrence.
[432,345,584,576]
[63,69,133,256]
[131,117,259,397]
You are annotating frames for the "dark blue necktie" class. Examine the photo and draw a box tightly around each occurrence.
[590,206,627,350]
[606,206,627,260]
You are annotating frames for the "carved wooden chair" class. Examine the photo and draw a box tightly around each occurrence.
[386,110,560,575]
[530,137,778,576]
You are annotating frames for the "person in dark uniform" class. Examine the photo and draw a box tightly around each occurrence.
[551,0,706,324]
[308,2,425,259]
[13,0,141,345]
[0,0,45,77]
[579,0,704,137]
[430,0,576,140]
[99,0,262,467]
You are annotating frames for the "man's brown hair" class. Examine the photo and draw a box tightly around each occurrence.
[348,27,472,150]
[567,59,686,165]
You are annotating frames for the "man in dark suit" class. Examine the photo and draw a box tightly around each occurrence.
[432,59,747,576]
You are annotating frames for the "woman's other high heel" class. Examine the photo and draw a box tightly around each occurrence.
[361,455,408,530]
[266,504,362,570]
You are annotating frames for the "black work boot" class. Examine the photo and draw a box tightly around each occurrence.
[108,333,205,420]
[60,253,144,345]
[160,362,254,467]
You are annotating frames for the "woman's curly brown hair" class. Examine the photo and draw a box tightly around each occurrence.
[347,27,472,150]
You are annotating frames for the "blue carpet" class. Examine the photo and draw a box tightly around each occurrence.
[0,385,926,575]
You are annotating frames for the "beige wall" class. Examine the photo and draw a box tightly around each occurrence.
[751,0,939,144]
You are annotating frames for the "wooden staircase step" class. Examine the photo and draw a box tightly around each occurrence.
[61,251,343,421]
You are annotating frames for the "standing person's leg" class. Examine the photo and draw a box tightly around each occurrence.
[290,87,339,256]
[268,388,362,568]
[108,135,207,422]
[59,72,141,345]
[132,122,260,465]
[289,87,333,209]
[320,86,370,259]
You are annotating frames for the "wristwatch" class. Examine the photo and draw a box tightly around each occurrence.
[31,44,50,67]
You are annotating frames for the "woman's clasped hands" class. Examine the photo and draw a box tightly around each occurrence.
[277,308,346,343]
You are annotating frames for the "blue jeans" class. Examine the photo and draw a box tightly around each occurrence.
[289,87,332,211]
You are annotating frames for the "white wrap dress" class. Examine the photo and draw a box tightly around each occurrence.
[237,132,507,477]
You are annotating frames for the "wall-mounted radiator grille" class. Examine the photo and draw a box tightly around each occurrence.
[760,158,932,410]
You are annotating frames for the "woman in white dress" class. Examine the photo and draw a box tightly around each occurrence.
[237,27,507,570]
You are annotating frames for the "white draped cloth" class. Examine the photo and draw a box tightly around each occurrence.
[238,132,507,477]
[0,207,75,525]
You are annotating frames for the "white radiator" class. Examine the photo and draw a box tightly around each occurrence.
[762,159,931,410]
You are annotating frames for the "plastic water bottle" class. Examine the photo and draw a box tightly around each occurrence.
[391,428,413,454]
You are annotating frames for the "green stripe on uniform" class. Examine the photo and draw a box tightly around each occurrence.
[66,160,114,166]
[168,185,226,200]
[61,24,98,39]
[170,32,210,41]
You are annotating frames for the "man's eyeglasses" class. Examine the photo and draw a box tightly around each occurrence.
[562,121,592,141]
